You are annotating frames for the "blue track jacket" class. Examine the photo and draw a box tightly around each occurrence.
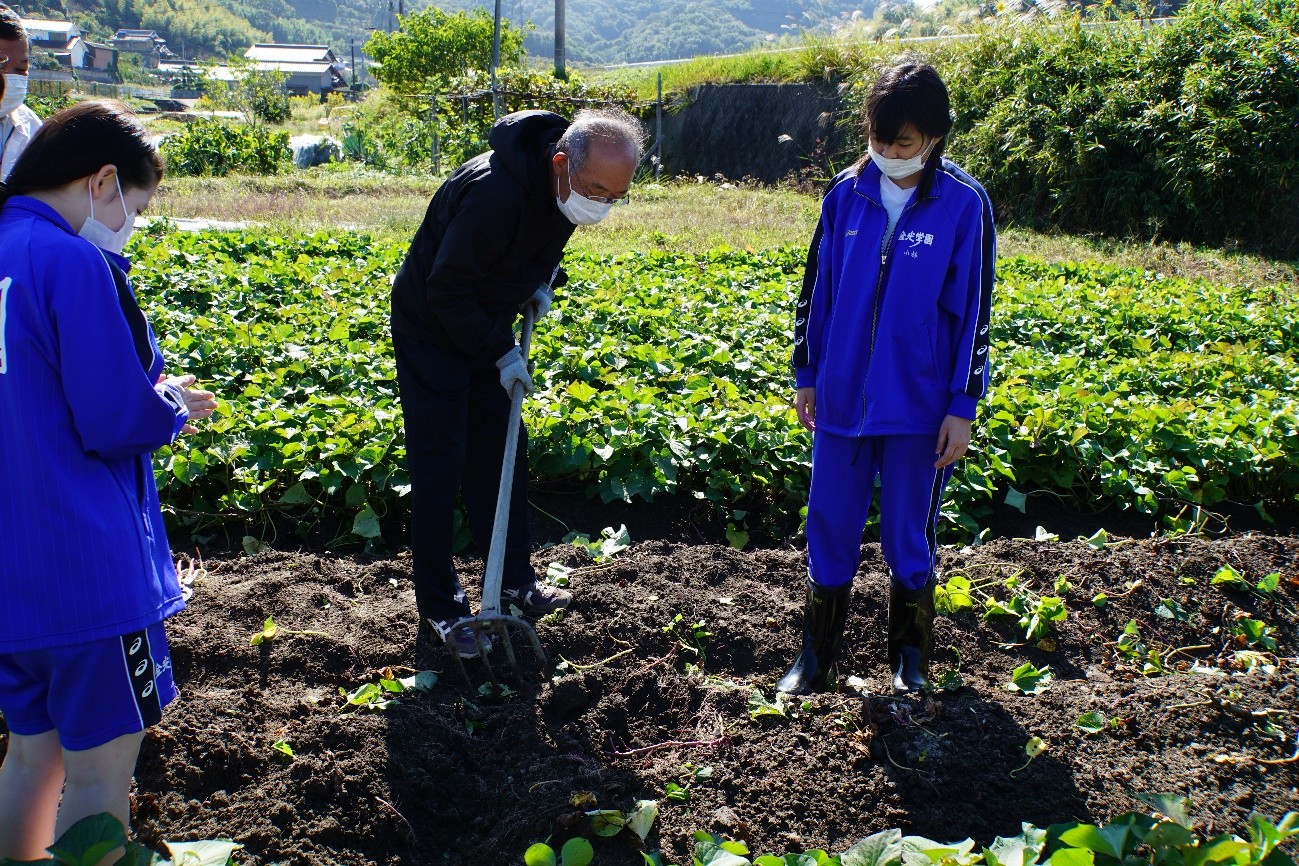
[793,159,995,436]
[0,196,187,653]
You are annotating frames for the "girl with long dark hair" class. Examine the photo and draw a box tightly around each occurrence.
[780,59,996,696]
[0,100,217,855]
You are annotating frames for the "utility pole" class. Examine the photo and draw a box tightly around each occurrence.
[350,37,356,89]
[554,0,566,80]
[656,71,663,179]
[490,0,502,119]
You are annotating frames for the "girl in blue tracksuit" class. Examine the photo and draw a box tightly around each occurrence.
[779,60,995,696]
[0,101,217,856]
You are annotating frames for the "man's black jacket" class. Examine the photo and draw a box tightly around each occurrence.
[390,110,575,362]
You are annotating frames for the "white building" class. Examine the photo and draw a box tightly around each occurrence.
[242,44,347,95]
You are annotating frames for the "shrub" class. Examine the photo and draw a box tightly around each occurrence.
[936,0,1299,256]
[160,119,292,176]
[340,71,641,172]
[26,90,75,118]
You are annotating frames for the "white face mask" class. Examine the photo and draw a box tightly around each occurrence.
[869,139,936,180]
[0,74,28,118]
[555,162,614,226]
[78,176,137,255]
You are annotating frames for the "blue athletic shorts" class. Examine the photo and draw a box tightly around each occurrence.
[0,620,177,751]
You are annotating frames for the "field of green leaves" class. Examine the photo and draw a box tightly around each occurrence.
[132,227,1299,546]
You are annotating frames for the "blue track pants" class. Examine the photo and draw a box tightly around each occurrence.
[806,432,955,591]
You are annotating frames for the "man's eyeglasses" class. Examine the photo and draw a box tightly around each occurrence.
[583,192,630,206]
[568,167,630,206]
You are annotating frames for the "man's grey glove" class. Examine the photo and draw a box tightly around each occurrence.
[496,345,534,397]
[526,283,554,319]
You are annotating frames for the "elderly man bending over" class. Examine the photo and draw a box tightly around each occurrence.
[390,108,645,658]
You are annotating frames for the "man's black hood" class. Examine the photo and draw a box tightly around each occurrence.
[488,110,568,203]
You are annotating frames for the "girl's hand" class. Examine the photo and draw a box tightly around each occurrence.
[158,374,219,435]
[794,387,816,432]
[934,414,972,468]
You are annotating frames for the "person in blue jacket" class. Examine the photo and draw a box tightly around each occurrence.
[778,59,995,696]
[0,101,217,857]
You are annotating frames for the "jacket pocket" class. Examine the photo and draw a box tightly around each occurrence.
[921,322,940,381]
[894,324,939,383]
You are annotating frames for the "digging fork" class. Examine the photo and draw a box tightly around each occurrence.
[448,304,549,689]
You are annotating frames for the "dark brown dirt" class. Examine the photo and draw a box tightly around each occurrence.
[4,534,1298,864]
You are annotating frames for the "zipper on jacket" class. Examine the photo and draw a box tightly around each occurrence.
[861,198,918,432]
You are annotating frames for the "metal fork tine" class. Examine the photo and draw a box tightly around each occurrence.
[450,647,472,689]
[478,633,500,687]
[500,624,521,672]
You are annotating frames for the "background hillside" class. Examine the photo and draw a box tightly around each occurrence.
[12,0,884,64]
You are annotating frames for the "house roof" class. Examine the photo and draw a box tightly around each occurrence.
[253,60,338,74]
[244,43,337,64]
[207,61,345,81]
[22,18,79,35]
[113,29,165,40]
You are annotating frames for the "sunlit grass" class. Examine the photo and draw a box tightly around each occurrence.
[153,167,1296,285]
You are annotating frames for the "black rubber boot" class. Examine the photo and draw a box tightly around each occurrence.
[777,578,852,695]
[888,577,936,693]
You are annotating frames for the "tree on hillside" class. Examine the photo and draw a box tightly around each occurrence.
[140,0,266,58]
[364,7,527,96]
[609,0,764,61]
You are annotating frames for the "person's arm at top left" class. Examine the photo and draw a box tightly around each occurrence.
[48,245,189,458]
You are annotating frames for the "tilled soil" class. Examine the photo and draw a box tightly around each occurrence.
[4,535,1298,864]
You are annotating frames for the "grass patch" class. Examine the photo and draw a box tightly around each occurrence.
[997,228,1298,288]
[568,181,821,257]
[595,48,811,103]
[153,170,1297,285]
[154,168,439,240]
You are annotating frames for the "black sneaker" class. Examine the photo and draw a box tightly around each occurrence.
[428,617,494,659]
[501,582,573,615]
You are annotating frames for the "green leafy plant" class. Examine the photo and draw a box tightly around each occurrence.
[248,615,331,646]
[129,230,1299,545]
[525,838,594,866]
[1010,736,1048,778]
[0,813,241,866]
[645,799,1298,866]
[565,525,633,562]
[364,6,527,96]
[1232,617,1279,652]
[1115,620,1169,676]
[339,670,436,712]
[202,63,291,126]
[664,782,690,803]
[1005,662,1053,695]
[939,570,1067,645]
[159,119,292,177]
[663,614,712,667]
[525,800,659,865]
[748,689,792,720]
[1076,712,1110,735]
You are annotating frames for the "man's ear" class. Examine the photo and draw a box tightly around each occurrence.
[551,150,568,174]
